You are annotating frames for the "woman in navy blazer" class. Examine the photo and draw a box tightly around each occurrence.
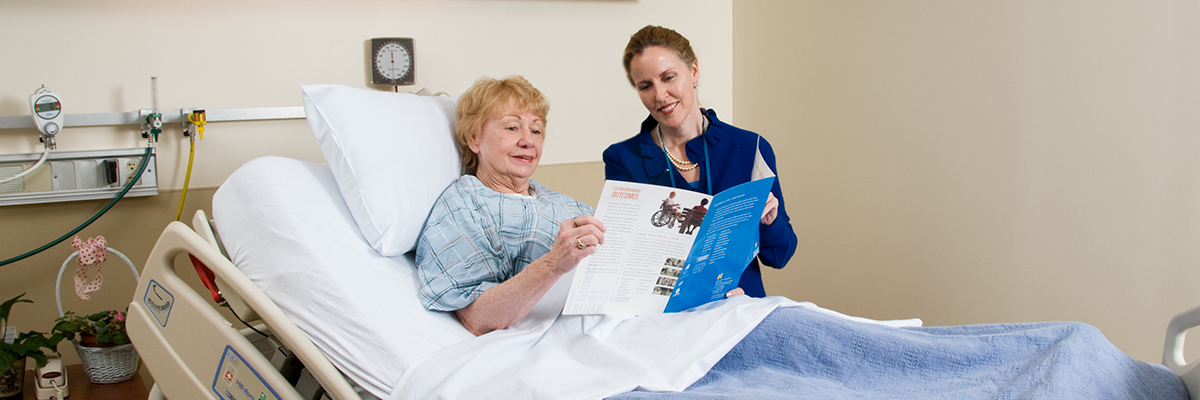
[603,25,797,298]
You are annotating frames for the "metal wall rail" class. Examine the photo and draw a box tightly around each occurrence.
[0,106,306,130]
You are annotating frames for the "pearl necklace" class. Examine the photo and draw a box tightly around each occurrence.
[657,115,707,172]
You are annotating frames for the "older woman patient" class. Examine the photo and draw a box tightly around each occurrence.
[415,76,605,336]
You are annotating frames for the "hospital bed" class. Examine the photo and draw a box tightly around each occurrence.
[126,85,1200,399]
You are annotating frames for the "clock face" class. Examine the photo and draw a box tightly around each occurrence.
[371,38,415,85]
[376,43,411,80]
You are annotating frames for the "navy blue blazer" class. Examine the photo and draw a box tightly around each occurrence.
[602,109,798,298]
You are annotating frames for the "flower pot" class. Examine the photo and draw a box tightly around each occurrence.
[78,333,116,348]
[0,359,24,399]
[72,341,138,384]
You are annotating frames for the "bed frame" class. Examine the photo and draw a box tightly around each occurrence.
[127,211,1200,400]
[1165,304,1200,399]
[127,213,361,400]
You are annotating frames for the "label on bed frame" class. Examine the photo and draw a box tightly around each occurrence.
[143,279,174,327]
[213,345,282,400]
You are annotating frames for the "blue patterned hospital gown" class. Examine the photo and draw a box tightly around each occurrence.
[416,175,594,312]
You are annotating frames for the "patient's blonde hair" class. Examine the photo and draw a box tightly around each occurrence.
[622,25,698,87]
[455,76,550,175]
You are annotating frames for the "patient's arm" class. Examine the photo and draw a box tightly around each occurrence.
[455,215,606,336]
[454,260,564,336]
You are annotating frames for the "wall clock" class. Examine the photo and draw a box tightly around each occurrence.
[370,38,415,86]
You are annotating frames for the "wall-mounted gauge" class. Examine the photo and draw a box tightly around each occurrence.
[370,38,415,86]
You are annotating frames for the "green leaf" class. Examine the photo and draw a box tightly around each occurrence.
[53,320,81,336]
[0,295,63,368]
[0,353,13,370]
[45,332,66,349]
[0,292,31,326]
[27,352,47,368]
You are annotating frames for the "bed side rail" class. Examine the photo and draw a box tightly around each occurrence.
[1164,304,1200,399]
[128,221,359,400]
[190,209,259,322]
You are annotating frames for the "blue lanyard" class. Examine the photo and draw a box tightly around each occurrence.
[663,130,713,195]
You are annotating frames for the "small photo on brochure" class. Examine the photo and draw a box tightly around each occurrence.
[650,192,685,230]
[652,285,674,296]
[676,198,709,235]
[664,257,684,267]
[656,276,677,287]
[660,267,681,278]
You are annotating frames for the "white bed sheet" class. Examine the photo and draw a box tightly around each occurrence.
[393,277,784,399]
[390,270,920,399]
[212,156,475,398]
[213,156,921,399]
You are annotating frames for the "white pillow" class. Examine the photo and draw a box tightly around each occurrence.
[213,157,474,398]
[301,84,460,257]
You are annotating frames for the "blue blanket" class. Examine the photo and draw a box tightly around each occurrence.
[611,306,1186,399]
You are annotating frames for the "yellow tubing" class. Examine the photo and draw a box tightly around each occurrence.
[174,136,195,222]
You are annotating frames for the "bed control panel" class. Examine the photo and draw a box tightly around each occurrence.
[213,346,282,400]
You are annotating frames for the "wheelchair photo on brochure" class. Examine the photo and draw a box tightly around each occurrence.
[651,198,683,228]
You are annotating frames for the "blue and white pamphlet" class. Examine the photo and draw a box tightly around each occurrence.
[562,176,776,315]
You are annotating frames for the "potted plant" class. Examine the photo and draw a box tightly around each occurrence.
[0,294,63,399]
[52,309,137,384]
[52,310,129,348]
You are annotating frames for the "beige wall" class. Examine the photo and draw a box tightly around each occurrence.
[0,0,732,188]
[735,0,1200,363]
[0,0,728,368]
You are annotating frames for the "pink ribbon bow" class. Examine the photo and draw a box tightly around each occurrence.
[72,236,107,300]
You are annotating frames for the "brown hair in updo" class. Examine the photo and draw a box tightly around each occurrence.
[622,25,698,86]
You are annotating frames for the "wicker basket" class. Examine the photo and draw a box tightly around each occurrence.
[55,246,142,384]
[72,341,139,384]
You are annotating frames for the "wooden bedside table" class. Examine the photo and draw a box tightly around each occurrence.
[22,364,149,400]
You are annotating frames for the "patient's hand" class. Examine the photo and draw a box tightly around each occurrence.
[544,214,606,274]
[725,287,745,298]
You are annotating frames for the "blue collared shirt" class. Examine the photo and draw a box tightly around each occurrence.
[416,175,595,311]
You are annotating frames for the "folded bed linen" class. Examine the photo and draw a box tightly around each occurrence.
[610,305,1186,399]
[390,285,919,400]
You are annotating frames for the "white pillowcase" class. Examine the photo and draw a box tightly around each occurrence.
[301,84,460,257]
[213,157,474,398]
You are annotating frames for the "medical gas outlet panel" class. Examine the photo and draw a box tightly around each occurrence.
[0,79,307,207]
[0,148,157,207]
